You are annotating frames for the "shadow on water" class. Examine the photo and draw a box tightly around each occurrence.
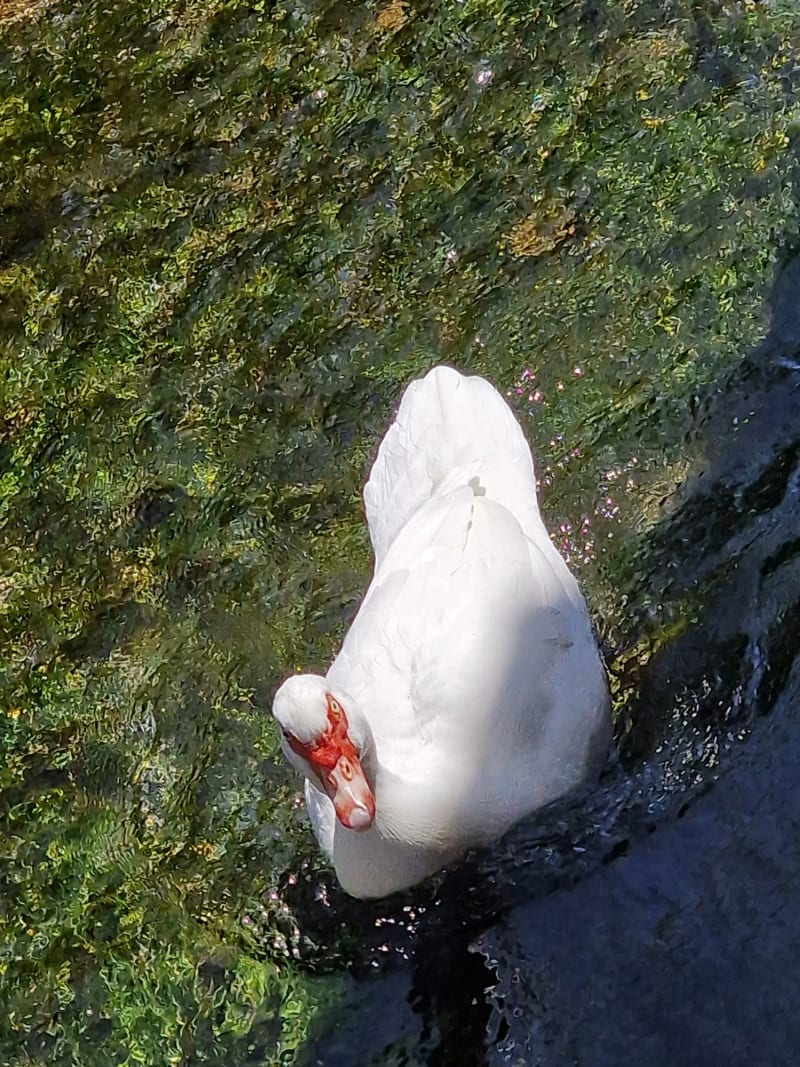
[291,248,800,1065]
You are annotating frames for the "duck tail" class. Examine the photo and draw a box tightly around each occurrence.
[364,365,541,563]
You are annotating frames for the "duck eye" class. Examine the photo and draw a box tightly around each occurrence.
[329,697,341,716]
[280,727,292,740]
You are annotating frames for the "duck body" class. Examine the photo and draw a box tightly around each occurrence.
[273,367,611,898]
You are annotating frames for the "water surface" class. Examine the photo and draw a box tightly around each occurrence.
[1,1,799,1063]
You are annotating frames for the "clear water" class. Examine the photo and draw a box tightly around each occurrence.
[1,1,799,1064]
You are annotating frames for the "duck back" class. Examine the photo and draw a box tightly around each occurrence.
[364,366,544,566]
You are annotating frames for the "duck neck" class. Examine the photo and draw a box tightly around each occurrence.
[331,761,461,899]
[369,749,476,851]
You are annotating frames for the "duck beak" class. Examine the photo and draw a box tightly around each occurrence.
[320,754,375,831]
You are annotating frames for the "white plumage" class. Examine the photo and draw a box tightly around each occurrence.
[273,366,611,898]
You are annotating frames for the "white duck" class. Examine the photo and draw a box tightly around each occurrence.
[273,366,610,898]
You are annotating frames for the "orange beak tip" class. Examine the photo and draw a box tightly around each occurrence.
[321,754,375,832]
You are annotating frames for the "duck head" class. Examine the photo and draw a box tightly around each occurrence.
[272,674,376,831]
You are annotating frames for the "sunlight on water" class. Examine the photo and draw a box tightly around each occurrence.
[1,0,799,1063]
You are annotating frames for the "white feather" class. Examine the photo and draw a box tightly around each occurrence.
[273,366,611,898]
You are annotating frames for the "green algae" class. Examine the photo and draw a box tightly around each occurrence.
[0,0,798,1061]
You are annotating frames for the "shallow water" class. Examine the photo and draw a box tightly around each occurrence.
[1,1,799,1064]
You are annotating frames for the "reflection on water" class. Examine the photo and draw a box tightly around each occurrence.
[1,0,799,1063]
